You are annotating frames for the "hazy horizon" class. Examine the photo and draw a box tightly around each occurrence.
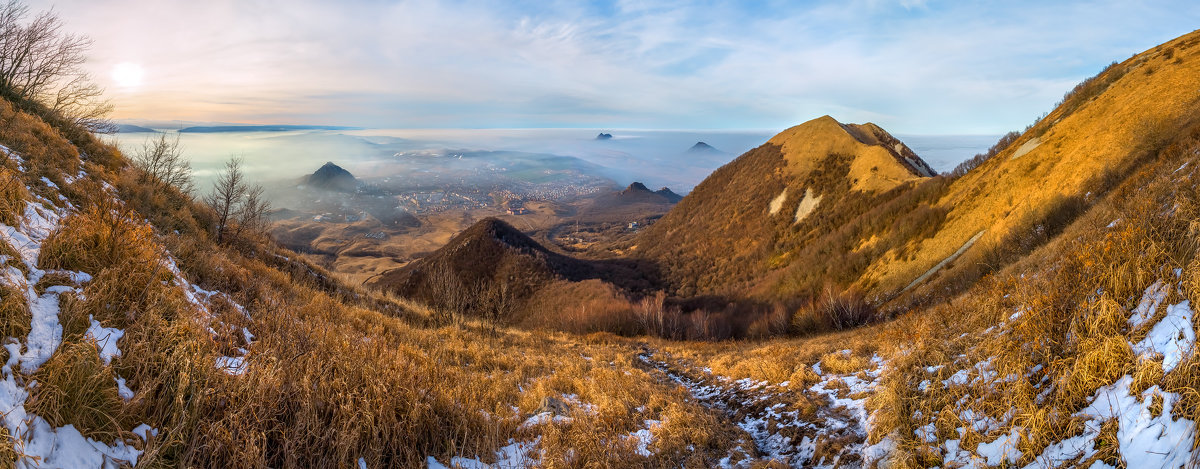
[110,127,999,195]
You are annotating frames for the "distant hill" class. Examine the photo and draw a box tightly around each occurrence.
[366,218,640,314]
[686,141,722,154]
[595,132,613,140]
[115,124,157,133]
[303,162,358,192]
[635,115,940,298]
[654,187,683,203]
[179,124,362,133]
[616,182,681,204]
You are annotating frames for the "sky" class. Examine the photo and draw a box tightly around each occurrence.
[27,0,1200,134]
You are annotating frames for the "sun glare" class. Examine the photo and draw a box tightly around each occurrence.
[111,62,145,89]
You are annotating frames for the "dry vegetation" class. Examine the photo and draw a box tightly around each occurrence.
[0,87,757,467]
[2,5,1200,466]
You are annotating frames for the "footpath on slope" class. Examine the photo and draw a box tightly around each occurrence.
[636,346,891,468]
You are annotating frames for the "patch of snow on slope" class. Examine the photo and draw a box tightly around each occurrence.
[1129,280,1170,329]
[216,356,247,375]
[628,419,661,457]
[84,315,124,365]
[975,427,1022,465]
[0,147,154,467]
[427,438,541,469]
[1133,300,1194,372]
[1010,137,1040,159]
[792,188,821,224]
[1080,377,1194,467]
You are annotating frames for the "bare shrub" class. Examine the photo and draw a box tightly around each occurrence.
[204,157,271,244]
[133,133,193,194]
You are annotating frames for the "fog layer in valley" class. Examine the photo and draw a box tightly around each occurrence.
[110,128,999,211]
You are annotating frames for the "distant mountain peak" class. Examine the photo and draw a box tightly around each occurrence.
[304,161,358,192]
[767,115,934,191]
[623,182,651,193]
[687,141,720,153]
[596,132,614,140]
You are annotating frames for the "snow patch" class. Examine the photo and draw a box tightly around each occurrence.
[216,356,247,375]
[792,188,822,224]
[1133,300,1194,372]
[768,188,787,215]
[84,315,124,365]
[1011,137,1041,159]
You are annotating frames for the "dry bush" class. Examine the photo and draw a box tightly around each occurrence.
[526,279,640,335]
[792,285,877,334]
[116,166,209,239]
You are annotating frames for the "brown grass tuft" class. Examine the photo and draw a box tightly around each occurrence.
[26,341,124,440]
[39,202,159,274]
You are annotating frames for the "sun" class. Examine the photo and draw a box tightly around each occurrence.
[111,62,145,89]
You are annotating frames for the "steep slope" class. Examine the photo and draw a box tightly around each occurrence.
[636,115,939,298]
[639,30,1200,307]
[867,29,1200,304]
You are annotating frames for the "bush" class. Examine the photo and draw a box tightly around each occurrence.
[793,285,877,334]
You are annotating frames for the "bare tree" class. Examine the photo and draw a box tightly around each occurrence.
[234,184,271,239]
[0,0,112,132]
[205,157,247,244]
[133,133,193,194]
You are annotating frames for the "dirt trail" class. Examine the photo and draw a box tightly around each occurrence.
[637,347,891,468]
[901,229,986,293]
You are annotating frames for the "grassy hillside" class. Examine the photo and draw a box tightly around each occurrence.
[874,30,1200,306]
[635,115,943,300]
[0,96,751,467]
[3,13,1198,468]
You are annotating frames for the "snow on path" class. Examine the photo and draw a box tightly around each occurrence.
[638,348,888,468]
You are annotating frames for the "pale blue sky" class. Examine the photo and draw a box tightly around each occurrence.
[33,0,1200,133]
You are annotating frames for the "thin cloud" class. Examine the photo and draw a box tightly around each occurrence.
[29,0,1200,133]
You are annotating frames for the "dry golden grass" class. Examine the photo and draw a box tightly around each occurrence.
[0,168,27,227]
[7,29,1200,469]
[27,341,125,440]
[39,202,159,275]
[0,283,29,341]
